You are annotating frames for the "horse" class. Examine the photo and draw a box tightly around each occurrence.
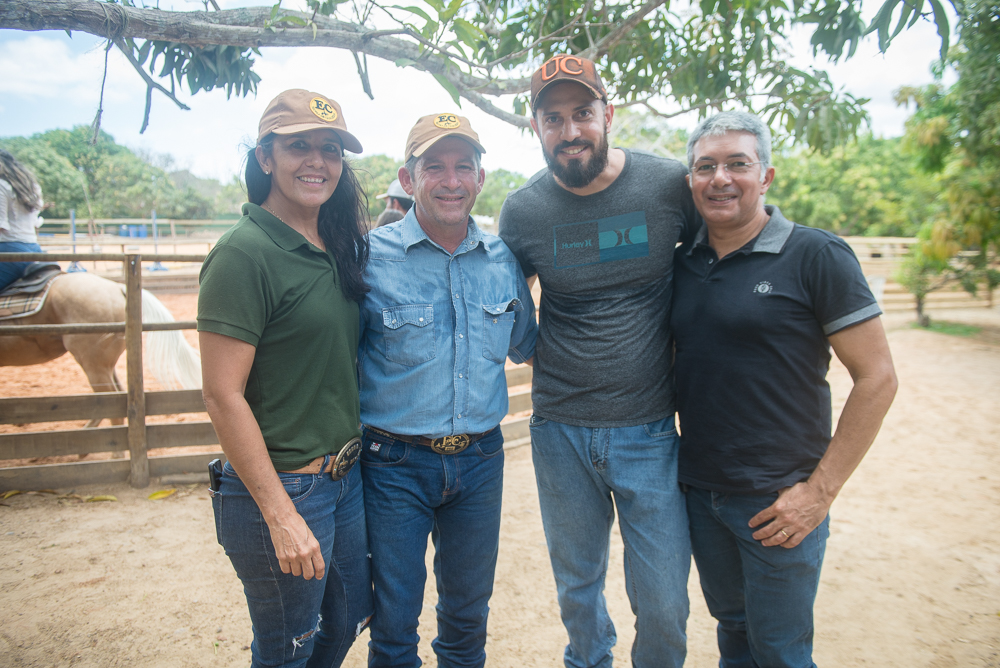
[0,272,201,429]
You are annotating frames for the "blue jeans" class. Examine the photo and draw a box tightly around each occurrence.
[360,426,505,668]
[529,415,690,668]
[0,241,43,291]
[211,458,373,668]
[685,485,830,668]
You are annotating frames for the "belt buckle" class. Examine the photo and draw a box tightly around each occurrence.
[331,437,362,481]
[430,433,470,455]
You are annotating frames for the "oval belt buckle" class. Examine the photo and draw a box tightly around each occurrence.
[431,433,470,455]
[331,437,362,481]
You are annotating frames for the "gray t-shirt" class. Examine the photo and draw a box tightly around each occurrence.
[498,149,698,427]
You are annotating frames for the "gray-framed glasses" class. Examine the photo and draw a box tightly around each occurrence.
[691,161,763,177]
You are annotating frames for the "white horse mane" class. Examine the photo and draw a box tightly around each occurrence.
[124,287,202,390]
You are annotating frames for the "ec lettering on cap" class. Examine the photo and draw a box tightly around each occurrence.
[310,98,338,122]
[433,113,461,129]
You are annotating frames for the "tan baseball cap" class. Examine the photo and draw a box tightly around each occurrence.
[404,113,486,162]
[530,54,607,112]
[257,89,363,154]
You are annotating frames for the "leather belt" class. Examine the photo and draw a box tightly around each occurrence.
[279,437,362,481]
[365,426,496,455]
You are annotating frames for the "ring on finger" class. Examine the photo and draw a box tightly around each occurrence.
[780,529,790,538]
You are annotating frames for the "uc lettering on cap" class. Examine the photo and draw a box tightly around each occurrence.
[540,55,587,81]
[530,54,607,111]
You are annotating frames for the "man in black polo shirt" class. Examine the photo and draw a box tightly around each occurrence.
[671,110,898,667]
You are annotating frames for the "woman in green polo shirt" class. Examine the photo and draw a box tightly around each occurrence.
[198,90,372,667]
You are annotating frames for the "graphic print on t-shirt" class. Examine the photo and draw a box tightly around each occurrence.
[553,211,648,268]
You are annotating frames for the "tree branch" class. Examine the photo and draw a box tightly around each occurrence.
[112,38,192,114]
[1,0,529,97]
[460,89,532,128]
[582,0,668,60]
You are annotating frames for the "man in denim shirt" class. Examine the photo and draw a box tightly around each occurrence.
[358,113,537,667]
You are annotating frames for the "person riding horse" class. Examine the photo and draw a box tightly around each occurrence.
[0,149,46,291]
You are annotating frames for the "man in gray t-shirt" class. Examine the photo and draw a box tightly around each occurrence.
[498,54,697,668]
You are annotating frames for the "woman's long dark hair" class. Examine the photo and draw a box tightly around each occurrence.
[245,138,370,302]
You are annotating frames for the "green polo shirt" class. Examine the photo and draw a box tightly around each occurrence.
[198,203,361,470]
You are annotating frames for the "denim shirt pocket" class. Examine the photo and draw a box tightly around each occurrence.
[382,304,436,366]
[482,299,520,363]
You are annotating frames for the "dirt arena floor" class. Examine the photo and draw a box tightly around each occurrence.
[1,295,999,667]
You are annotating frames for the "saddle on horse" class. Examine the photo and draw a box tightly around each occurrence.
[0,262,64,320]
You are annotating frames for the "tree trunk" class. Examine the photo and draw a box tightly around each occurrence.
[916,295,930,327]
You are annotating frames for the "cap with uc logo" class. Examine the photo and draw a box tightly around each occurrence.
[529,54,607,112]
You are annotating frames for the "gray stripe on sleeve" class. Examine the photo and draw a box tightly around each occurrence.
[823,303,883,336]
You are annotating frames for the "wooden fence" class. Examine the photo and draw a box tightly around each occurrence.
[0,252,532,491]
[0,251,208,491]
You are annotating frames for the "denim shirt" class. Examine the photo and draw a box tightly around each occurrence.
[359,211,537,438]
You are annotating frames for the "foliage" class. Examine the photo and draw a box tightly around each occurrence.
[0,137,87,218]
[767,135,940,237]
[894,236,953,326]
[474,168,527,222]
[350,154,405,223]
[0,127,215,219]
[894,0,1000,306]
[610,109,688,159]
[0,0,955,151]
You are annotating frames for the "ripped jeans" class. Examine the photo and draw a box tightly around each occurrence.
[212,458,374,668]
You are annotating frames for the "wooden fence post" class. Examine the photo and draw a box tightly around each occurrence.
[125,254,149,488]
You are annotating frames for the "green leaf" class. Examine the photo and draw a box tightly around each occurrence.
[439,0,464,23]
[432,73,463,107]
[452,18,486,48]
[928,0,950,61]
[395,57,418,67]
[393,4,434,22]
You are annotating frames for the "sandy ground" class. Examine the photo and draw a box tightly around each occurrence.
[1,299,999,667]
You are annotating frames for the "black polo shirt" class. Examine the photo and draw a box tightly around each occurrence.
[671,206,881,494]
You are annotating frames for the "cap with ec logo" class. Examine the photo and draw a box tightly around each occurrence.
[404,113,486,162]
[257,89,363,154]
[529,54,607,112]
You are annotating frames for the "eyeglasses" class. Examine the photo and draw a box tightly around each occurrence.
[691,161,763,178]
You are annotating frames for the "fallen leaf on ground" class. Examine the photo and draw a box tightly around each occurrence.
[85,495,118,502]
[148,489,177,500]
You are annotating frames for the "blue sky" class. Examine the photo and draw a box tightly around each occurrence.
[0,2,951,181]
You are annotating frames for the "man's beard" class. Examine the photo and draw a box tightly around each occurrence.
[543,131,610,188]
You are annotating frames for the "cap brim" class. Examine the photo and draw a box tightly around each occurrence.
[531,80,602,111]
[269,122,364,154]
[412,133,486,160]
[375,193,389,200]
